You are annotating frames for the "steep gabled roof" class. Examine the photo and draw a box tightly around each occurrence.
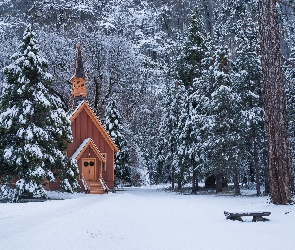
[69,101,119,153]
[71,138,106,162]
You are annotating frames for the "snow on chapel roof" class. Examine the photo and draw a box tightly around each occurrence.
[71,138,106,161]
[68,100,84,119]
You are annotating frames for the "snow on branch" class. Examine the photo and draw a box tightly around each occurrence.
[277,0,295,9]
[282,55,295,68]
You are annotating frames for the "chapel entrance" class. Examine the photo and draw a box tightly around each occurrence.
[82,158,96,181]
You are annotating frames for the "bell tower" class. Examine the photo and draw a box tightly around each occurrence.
[70,42,87,108]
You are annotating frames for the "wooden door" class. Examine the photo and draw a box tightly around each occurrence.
[82,158,96,181]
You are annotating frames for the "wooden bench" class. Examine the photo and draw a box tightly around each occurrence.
[224,211,271,222]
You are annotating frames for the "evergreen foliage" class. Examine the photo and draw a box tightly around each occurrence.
[177,6,208,89]
[172,5,210,190]
[234,9,265,194]
[155,83,179,186]
[0,25,79,202]
[191,2,265,194]
[104,97,131,185]
[200,45,242,193]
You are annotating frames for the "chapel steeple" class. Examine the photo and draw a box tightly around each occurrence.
[70,42,87,99]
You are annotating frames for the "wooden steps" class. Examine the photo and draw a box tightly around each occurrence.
[87,181,105,194]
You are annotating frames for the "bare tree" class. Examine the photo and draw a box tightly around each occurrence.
[258,0,294,204]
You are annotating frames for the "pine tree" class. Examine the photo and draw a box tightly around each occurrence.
[0,25,79,202]
[154,90,172,185]
[104,97,131,185]
[201,44,242,194]
[195,1,264,195]
[177,5,208,89]
[234,9,266,195]
[155,83,179,188]
[189,87,209,192]
[173,5,209,191]
[173,84,189,190]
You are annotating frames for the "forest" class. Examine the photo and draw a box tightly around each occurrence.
[1,0,295,204]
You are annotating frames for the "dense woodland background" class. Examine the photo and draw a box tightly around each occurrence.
[1,0,295,194]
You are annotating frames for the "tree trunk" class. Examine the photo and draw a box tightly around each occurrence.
[93,75,102,116]
[171,171,175,190]
[177,178,182,190]
[192,170,197,194]
[216,173,223,193]
[233,161,241,195]
[258,0,294,204]
[254,138,261,195]
[249,162,255,183]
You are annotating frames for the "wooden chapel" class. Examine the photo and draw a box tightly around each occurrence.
[46,43,118,194]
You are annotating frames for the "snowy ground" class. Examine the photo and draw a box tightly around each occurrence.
[0,187,294,250]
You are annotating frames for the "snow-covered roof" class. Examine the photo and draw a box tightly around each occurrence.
[71,138,106,162]
[67,100,85,119]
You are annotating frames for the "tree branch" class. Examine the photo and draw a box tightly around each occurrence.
[282,55,295,68]
[277,0,295,9]
[284,74,294,88]
[280,12,295,16]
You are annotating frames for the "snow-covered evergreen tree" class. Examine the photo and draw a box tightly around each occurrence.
[177,6,208,89]
[155,83,179,187]
[193,1,263,194]
[234,8,265,194]
[175,5,210,191]
[104,97,131,185]
[200,44,242,194]
[172,84,188,190]
[0,25,79,202]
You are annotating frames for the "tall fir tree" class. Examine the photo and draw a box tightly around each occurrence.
[154,90,171,185]
[194,0,264,194]
[234,8,266,195]
[201,44,242,194]
[177,6,208,89]
[104,97,131,185]
[174,5,209,191]
[155,83,179,188]
[173,83,190,190]
[0,25,79,202]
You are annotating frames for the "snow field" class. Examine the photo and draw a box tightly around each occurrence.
[0,187,294,250]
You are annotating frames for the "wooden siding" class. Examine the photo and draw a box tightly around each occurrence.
[70,102,119,152]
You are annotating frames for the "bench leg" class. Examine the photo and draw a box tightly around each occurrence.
[252,216,269,222]
[228,216,243,221]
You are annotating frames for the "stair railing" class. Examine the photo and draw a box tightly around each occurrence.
[99,175,109,193]
[80,173,90,193]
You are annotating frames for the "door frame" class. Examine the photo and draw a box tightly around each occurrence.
[82,158,96,181]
